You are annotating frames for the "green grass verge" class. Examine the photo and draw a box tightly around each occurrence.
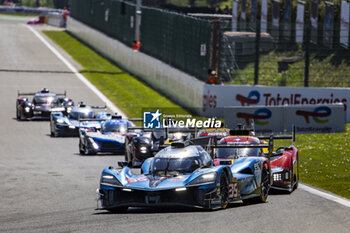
[43,31,189,119]
[275,125,350,199]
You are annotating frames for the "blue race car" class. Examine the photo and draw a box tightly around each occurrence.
[50,102,110,137]
[96,139,272,212]
[79,116,142,155]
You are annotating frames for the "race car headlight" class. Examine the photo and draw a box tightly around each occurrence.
[89,138,99,149]
[24,107,31,112]
[273,173,282,181]
[101,173,122,186]
[187,172,217,187]
[140,146,148,153]
[57,119,65,124]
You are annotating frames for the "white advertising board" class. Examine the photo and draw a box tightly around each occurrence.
[202,85,350,122]
[224,104,345,134]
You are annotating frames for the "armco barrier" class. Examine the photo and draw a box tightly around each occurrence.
[224,104,345,134]
[203,84,350,122]
[67,17,204,112]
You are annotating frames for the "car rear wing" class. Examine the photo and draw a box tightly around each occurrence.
[128,118,143,121]
[78,118,107,122]
[257,125,296,146]
[17,90,66,96]
[207,135,274,159]
[90,105,107,110]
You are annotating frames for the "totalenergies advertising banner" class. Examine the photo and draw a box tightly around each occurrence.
[202,85,350,122]
[224,104,345,134]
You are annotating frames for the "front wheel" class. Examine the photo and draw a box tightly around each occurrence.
[125,138,130,162]
[219,172,229,209]
[84,139,96,155]
[243,163,270,204]
[293,153,299,191]
[16,108,20,120]
[79,140,85,155]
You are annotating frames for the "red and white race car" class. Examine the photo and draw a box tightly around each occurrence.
[207,125,298,193]
[261,132,299,193]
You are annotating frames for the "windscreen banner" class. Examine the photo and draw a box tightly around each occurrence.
[283,0,292,40]
[261,0,268,33]
[340,0,349,48]
[224,104,345,134]
[232,0,238,31]
[324,3,334,49]
[310,0,319,44]
[250,0,257,30]
[271,0,280,42]
[240,0,247,31]
[296,2,305,43]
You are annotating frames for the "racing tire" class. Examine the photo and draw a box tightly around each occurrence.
[107,207,128,213]
[243,163,270,204]
[287,158,294,193]
[50,122,59,137]
[293,175,299,190]
[293,153,299,191]
[219,172,229,209]
[129,141,136,167]
[124,138,130,162]
[84,146,96,155]
[84,139,96,155]
[16,108,20,120]
[79,140,84,155]
[50,128,56,137]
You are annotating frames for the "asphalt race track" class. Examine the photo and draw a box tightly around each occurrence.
[0,16,349,233]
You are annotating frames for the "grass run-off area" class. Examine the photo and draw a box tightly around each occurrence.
[275,125,350,199]
[44,30,349,199]
[43,31,189,119]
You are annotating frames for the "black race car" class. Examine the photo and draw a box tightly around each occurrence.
[124,128,195,167]
[16,88,74,120]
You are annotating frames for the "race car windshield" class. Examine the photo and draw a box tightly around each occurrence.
[33,96,57,105]
[168,132,189,141]
[103,123,128,133]
[69,110,94,119]
[152,157,201,176]
[216,147,260,159]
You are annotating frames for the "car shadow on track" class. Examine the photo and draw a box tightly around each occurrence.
[93,202,246,215]
[73,153,125,157]
[269,189,293,196]
[12,117,48,122]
